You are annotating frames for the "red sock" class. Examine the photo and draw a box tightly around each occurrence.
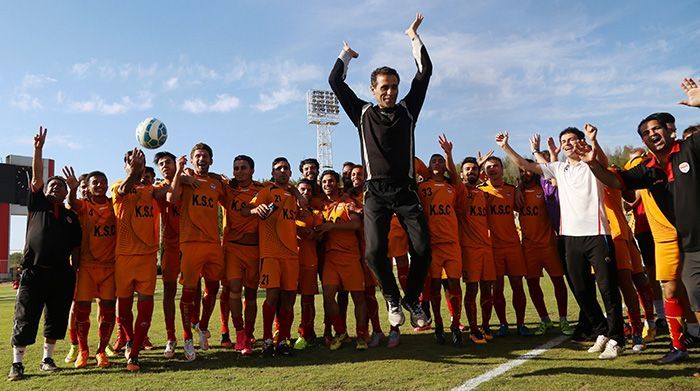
[356,323,369,341]
[430,285,443,326]
[365,287,382,333]
[97,302,115,353]
[262,301,276,341]
[69,327,78,346]
[180,288,196,340]
[552,276,568,318]
[464,284,479,333]
[627,308,643,335]
[75,303,91,352]
[192,282,202,325]
[199,280,220,331]
[279,307,294,341]
[397,260,409,292]
[232,315,244,332]
[445,288,454,318]
[527,279,548,319]
[665,298,687,350]
[220,286,230,334]
[512,284,527,325]
[300,296,315,338]
[244,320,255,340]
[449,286,462,328]
[324,314,333,336]
[131,300,154,359]
[637,283,655,323]
[165,313,176,342]
[332,313,346,334]
[243,296,256,339]
[493,281,507,325]
[338,292,349,333]
[117,295,134,341]
[481,287,493,328]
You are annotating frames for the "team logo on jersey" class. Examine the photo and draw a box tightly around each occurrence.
[679,162,690,174]
[210,183,217,189]
[66,216,73,224]
[506,192,512,197]
[536,192,543,198]
[447,188,453,194]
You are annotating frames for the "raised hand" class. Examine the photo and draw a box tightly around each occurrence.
[438,133,453,155]
[584,123,598,142]
[405,12,424,39]
[547,136,561,162]
[495,132,510,149]
[573,139,596,164]
[530,133,541,152]
[342,41,359,59]
[476,150,494,167]
[34,126,47,150]
[678,78,700,107]
[62,166,79,190]
[175,155,187,172]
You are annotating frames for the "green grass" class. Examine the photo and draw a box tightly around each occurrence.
[1,278,698,390]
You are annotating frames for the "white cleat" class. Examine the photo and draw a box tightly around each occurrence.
[183,339,196,361]
[599,339,623,360]
[198,327,210,351]
[587,335,609,353]
[163,340,177,359]
[387,300,406,328]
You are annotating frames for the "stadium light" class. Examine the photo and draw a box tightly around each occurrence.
[306,90,340,170]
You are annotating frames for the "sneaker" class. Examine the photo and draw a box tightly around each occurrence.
[221,333,234,349]
[183,339,196,361]
[276,341,293,356]
[534,320,553,336]
[387,329,400,348]
[105,345,116,358]
[495,324,509,337]
[658,348,689,364]
[163,340,177,359]
[368,331,385,348]
[96,352,110,368]
[469,330,487,344]
[124,341,132,360]
[39,357,59,372]
[240,338,253,356]
[632,334,645,353]
[64,344,79,363]
[387,299,406,327]
[112,336,127,353]
[197,327,210,351]
[481,327,494,341]
[356,338,368,350]
[598,339,623,360]
[294,337,308,351]
[74,350,89,369]
[588,335,610,353]
[517,324,533,337]
[142,337,154,350]
[401,298,428,328]
[450,325,463,346]
[261,339,275,358]
[655,318,669,334]
[7,362,24,381]
[559,319,574,336]
[126,357,140,372]
[193,323,211,338]
[642,325,656,343]
[330,332,349,351]
[434,324,446,345]
[234,330,247,351]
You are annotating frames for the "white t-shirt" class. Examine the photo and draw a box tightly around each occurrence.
[540,161,610,237]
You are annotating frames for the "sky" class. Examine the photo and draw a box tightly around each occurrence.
[1,0,699,251]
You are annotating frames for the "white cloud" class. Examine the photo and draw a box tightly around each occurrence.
[66,91,153,115]
[10,93,43,110]
[13,133,82,150]
[71,59,96,78]
[254,87,301,112]
[21,74,56,89]
[164,77,179,90]
[181,94,241,113]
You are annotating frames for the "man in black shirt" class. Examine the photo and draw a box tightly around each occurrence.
[329,12,432,332]
[8,127,82,381]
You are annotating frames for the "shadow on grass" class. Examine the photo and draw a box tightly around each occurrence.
[511,366,696,379]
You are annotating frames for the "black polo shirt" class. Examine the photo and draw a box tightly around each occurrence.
[22,186,82,269]
[616,132,700,252]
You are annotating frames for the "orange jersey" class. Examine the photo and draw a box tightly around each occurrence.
[415,157,430,182]
[179,175,227,244]
[459,185,492,247]
[223,181,265,242]
[321,198,361,256]
[519,183,556,248]
[480,182,520,247]
[296,208,323,267]
[154,180,180,249]
[603,187,630,240]
[250,184,299,258]
[418,180,462,245]
[111,181,160,256]
[74,199,116,266]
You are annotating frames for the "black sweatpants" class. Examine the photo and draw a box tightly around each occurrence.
[681,250,700,311]
[364,179,431,303]
[635,231,655,271]
[564,235,624,345]
[11,266,75,347]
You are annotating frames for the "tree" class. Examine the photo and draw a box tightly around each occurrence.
[605,145,637,168]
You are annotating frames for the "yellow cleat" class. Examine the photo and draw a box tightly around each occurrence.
[330,332,349,351]
[356,338,368,351]
[74,350,89,369]
[96,352,111,368]
[65,344,79,363]
[642,325,656,343]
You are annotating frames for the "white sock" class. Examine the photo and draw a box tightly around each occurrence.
[43,342,55,360]
[13,346,25,363]
[687,323,700,338]
[654,299,665,319]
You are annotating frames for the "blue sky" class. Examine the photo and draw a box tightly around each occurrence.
[2,0,699,250]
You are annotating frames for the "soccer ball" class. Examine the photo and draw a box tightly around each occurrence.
[135,117,168,149]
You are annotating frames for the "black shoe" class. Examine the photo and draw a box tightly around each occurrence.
[7,362,24,381]
[683,333,700,348]
[571,332,592,343]
[434,324,446,345]
[450,325,463,346]
[276,341,293,357]
[657,348,689,364]
[39,357,58,372]
[655,318,669,334]
[401,298,429,328]
[261,339,275,358]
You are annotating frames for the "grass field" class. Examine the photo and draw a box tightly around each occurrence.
[1,278,698,390]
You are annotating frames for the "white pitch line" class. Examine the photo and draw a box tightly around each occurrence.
[452,335,569,391]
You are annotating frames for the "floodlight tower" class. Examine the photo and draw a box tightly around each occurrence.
[306,89,340,170]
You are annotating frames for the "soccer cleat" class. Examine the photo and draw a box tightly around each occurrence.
[234,330,247,351]
[632,334,645,353]
[495,324,509,337]
[96,352,110,368]
[197,327,210,351]
[534,320,553,336]
[588,335,610,353]
[598,339,623,360]
[387,299,406,327]
[142,337,154,350]
[124,341,132,360]
[517,324,533,337]
[112,336,127,353]
[434,324,446,345]
[7,362,24,381]
[240,338,253,356]
[126,357,140,372]
[481,327,494,341]
[294,337,308,351]
[368,331,385,348]
[387,330,400,348]
[276,341,293,356]
[450,325,463,346]
[74,350,89,369]
[330,332,349,351]
[261,339,275,358]
[163,340,177,359]
[642,325,656,343]
[559,319,574,336]
[469,330,487,344]
[657,348,689,364]
[401,298,429,328]
[105,345,117,358]
[39,357,59,372]
[414,325,432,332]
[356,338,368,350]
[65,344,79,363]
[221,333,234,349]
[183,339,196,362]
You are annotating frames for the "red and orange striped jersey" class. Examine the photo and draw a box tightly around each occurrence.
[223,181,265,242]
[321,199,361,256]
[179,175,226,244]
[459,185,492,247]
[519,183,556,248]
[418,179,462,245]
[480,182,520,247]
[111,181,160,256]
[74,199,116,266]
[250,184,299,258]
[154,180,180,249]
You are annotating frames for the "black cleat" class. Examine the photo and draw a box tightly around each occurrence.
[261,339,275,358]
[434,324,446,345]
[7,362,24,381]
[276,341,293,357]
[39,357,58,372]
[451,325,463,346]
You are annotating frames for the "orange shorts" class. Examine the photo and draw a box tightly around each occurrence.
[524,244,564,279]
[388,225,409,258]
[322,253,365,292]
[655,238,681,281]
[180,241,224,287]
[493,245,526,277]
[115,253,157,297]
[462,246,497,283]
[260,257,299,291]
[224,242,260,288]
[627,239,645,274]
[430,242,462,279]
[613,237,633,271]
[75,265,116,301]
[161,245,180,283]
[362,258,377,286]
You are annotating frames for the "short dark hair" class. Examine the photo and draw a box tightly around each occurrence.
[559,127,585,141]
[461,157,478,169]
[273,157,290,169]
[484,156,503,167]
[297,178,314,187]
[153,151,176,165]
[144,166,155,177]
[683,124,700,139]
[234,155,255,170]
[343,161,355,168]
[351,164,363,170]
[77,173,88,183]
[87,171,107,182]
[430,153,444,162]
[651,112,675,125]
[370,66,400,87]
[320,169,340,183]
[190,142,213,159]
[637,115,668,136]
[298,158,320,173]
[46,175,67,189]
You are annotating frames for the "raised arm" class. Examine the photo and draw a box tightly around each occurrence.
[584,123,609,167]
[546,136,560,162]
[31,127,47,190]
[328,41,367,127]
[165,155,187,204]
[117,148,146,196]
[402,12,433,118]
[678,77,700,108]
[574,140,622,188]
[62,166,83,210]
[529,134,549,164]
[495,131,543,175]
[438,133,458,185]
